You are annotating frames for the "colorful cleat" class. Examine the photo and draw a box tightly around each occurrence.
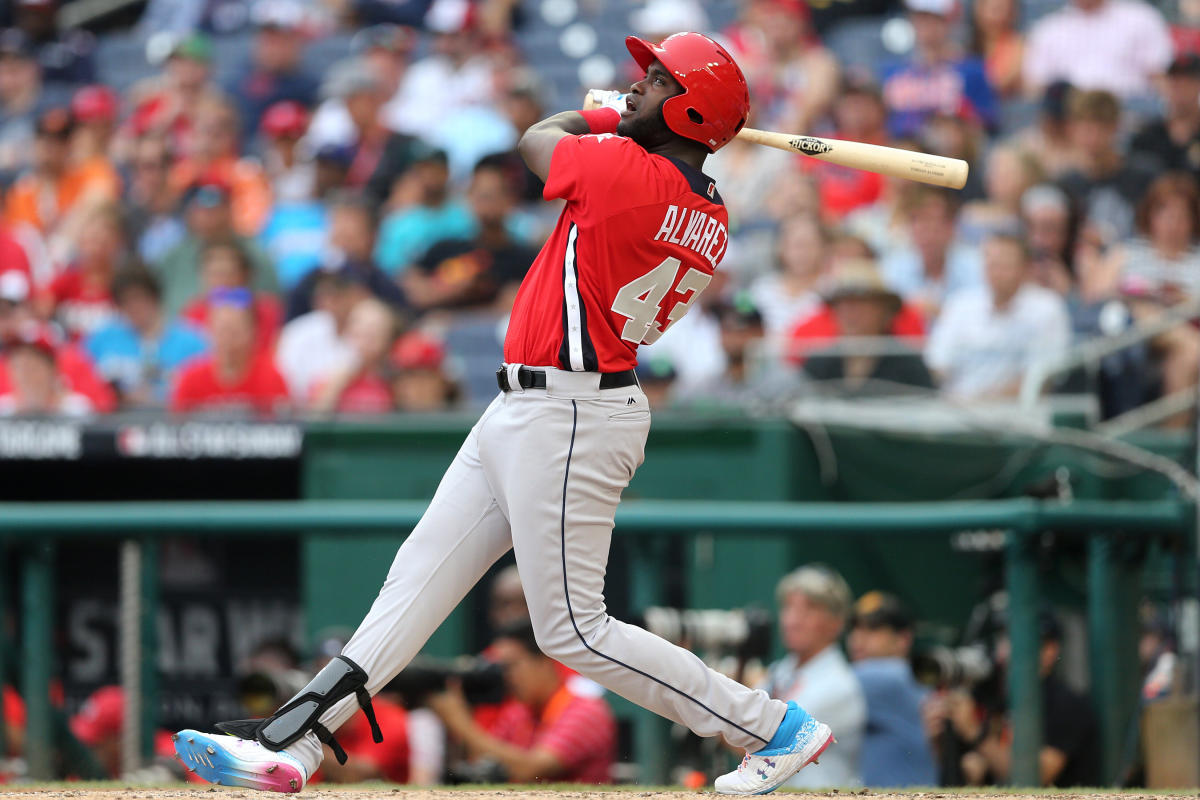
[174,729,307,793]
[714,701,835,795]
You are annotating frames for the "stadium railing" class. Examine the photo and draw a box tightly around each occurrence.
[0,496,1191,786]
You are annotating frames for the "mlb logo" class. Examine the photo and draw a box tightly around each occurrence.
[706,182,715,199]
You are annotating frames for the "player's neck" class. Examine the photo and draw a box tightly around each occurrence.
[649,139,708,171]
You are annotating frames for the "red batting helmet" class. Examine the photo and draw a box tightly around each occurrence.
[625,32,750,152]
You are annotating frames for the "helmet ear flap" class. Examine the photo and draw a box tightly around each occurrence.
[686,108,704,124]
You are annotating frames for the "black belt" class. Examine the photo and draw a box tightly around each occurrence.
[496,366,637,392]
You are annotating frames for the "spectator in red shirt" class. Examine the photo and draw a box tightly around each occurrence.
[389,332,460,412]
[428,620,616,784]
[802,80,888,220]
[69,686,187,779]
[170,288,290,416]
[307,297,397,415]
[0,321,94,417]
[0,268,116,412]
[37,203,124,340]
[181,239,283,353]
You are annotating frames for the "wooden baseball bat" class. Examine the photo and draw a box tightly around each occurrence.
[581,91,968,190]
[736,128,969,190]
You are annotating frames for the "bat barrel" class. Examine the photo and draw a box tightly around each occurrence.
[737,128,969,190]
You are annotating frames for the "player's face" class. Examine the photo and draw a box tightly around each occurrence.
[618,61,683,147]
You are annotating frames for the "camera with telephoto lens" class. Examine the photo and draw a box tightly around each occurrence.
[912,643,994,689]
[385,655,507,708]
[639,606,772,661]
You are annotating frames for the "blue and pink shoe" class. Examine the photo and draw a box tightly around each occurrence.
[174,729,308,793]
[714,701,835,795]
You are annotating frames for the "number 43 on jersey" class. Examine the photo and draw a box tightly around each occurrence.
[612,257,711,345]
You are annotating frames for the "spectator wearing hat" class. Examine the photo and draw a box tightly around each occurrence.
[276,265,367,401]
[1130,55,1200,181]
[1011,81,1083,180]
[5,106,120,242]
[847,592,937,788]
[224,0,318,148]
[170,288,290,416]
[283,193,406,320]
[880,0,997,139]
[154,178,275,317]
[11,0,95,86]
[799,260,934,396]
[121,33,220,160]
[1023,0,1172,99]
[926,233,1070,399]
[0,267,114,412]
[36,203,125,341]
[84,267,208,409]
[182,240,283,353]
[125,134,186,265]
[879,186,983,321]
[375,147,474,275]
[762,565,865,788]
[390,331,459,412]
[70,85,117,164]
[956,612,1098,786]
[684,297,808,411]
[0,28,53,175]
[402,158,537,313]
[168,96,273,237]
[260,101,315,205]
[308,297,398,415]
[0,321,92,416]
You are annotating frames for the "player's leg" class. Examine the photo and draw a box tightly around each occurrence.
[176,400,514,792]
[480,382,799,735]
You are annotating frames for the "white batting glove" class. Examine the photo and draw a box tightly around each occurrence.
[583,89,628,111]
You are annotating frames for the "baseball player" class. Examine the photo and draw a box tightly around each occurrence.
[174,32,833,795]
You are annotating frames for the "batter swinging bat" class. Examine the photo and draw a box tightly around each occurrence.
[583,90,969,190]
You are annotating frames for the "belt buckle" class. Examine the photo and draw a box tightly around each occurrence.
[496,367,510,392]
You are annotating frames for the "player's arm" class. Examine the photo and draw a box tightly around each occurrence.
[517,111,591,182]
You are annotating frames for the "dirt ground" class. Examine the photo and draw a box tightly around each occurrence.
[0,789,1191,800]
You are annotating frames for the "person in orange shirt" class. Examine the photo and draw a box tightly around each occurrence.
[4,107,119,243]
[169,97,272,236]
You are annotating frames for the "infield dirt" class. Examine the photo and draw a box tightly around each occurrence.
[0,789,1192,800]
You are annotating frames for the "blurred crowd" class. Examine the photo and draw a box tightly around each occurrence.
[0,0,1197,420]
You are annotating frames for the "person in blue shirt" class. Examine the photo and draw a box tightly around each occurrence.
[880,0,998,139]
[847,591,938,787]
[223,1,319,148]
[84,267,209,409]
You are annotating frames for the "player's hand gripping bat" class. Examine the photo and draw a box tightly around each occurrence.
[583,90,969,190]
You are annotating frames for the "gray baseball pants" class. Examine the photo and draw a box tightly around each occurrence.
[285,366,786,774]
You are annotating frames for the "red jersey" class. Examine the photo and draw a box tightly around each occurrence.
[170,354,290,416]
[505,134,729,372]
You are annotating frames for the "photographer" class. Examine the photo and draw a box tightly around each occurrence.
[928,611,1098,787]
[426,620,615,784]
[846,592,937,787]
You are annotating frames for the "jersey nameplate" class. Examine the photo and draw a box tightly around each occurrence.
[652,205,728,269]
